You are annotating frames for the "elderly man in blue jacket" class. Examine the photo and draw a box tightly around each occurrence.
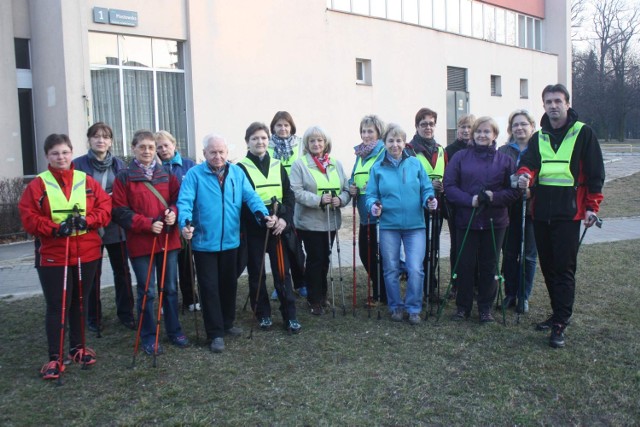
[178,134,276,353]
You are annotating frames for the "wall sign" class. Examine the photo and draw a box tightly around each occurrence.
[93,7,138,27]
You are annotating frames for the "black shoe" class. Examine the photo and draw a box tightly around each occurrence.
[451,308,469,321]
[537,316,571,331]
[119,318,136,330]
[87,322,100,333]
[549,323,566,348]
[479,311,495,323]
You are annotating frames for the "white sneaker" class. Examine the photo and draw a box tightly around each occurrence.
[188,303,201,312]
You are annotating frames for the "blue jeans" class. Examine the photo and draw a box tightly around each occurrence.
[130,249,183,345]
[380,229,426,314]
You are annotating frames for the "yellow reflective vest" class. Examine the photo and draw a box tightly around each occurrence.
[538,122,584,187]
[239,157,283,203]
[268,144,301,176]
[416,146,445,180]
[352,149,384,194]
[306,157,342,196]
[38,169,87,235]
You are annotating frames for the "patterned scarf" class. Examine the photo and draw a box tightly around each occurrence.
[134,158,156,180]
[354,140,378,159]
[270,135,297,161]
[87,149,113,172]
[208,163,227,187]
[312,154,331,174]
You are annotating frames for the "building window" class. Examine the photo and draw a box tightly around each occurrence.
[520,79,529,99]
[356,59,372,85]
[491,75,502,96]
[89,32,187,157]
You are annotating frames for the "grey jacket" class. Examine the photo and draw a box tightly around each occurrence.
[289,153,351,232]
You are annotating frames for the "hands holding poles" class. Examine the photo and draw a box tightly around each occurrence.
[152,209,175,234]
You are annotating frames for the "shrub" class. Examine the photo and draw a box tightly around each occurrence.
[0,177,26,239]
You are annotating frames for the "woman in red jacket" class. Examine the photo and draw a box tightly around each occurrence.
[19,134,112,380]
[111,130,188,356]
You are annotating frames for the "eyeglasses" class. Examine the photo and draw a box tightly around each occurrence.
[418,122,436,129]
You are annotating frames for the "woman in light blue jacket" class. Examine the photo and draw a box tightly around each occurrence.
[366,124,437,325]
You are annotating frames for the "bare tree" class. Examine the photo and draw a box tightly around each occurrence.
[571,0,587,40]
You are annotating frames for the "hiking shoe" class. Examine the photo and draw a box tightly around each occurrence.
[225,326,243,336]
[170,334,190,348]
[549,323,566,348]
[258,317,273,330]
[502,295,516,310]
[142,342,164,355]
[210,337,225,353]
[295,286,308,298]
[390,310,403,322]
[286,319,302,334]
[188,303,201,312]
[69,347,97,365]
[270,289,278,301]
[479,311,495,323]
[310,304,324,316]
[451,308,469,321]
[40,360,63,380]
[408,313,421,325]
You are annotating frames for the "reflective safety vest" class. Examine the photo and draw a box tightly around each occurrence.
[239,157,283,203]
[353,149,384,194]
[268,144,301,176]
[39,169,88,235]
[538,121,584,187]
[306,157,342,196]
[416,146,445,180]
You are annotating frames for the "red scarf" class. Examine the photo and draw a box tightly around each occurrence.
[312,154,331,174]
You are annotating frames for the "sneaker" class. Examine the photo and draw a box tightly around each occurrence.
[295,287,308,298]
[40,360,63,380]
[170,334,189,348]
[188,303,201,312]
[408,313,421,325]
[225,326,243,336]
[535,316,553,331]
[451,308,469,321]
[479,311,495,323]
[286,319,302,334]
[210,337,225,353]
[270,289,278,301]
[142,342,164,355]
[69,347,97,365]
[502,295,516,310]
[516,300,529,314]
[310,304,324,316]
[549,323,566,348]
[258,317,273,330]
[390,310,403,322]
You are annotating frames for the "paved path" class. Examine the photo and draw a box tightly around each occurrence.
[2,154,638,300]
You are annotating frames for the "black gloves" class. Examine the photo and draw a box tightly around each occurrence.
[477,190,491,207]
[57,215,74,237]
[75,216,88,231]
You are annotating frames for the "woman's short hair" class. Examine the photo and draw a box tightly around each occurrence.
[359,115,385,139]
[472,116,500,139]
[270,111,297,136]
[302,126,332,155]
[382,123,407,142]
[154,130,177,146]
[86,122,113,140]
[131,130,155,147]
[245,122,270,143]
[44,134,73,155]
[457,114,476,128]
[414,108,438,127]
[506,110,536,136]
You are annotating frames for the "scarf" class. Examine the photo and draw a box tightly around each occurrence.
[270,135,297,161]
[354,140,378,159]
[312,154,331,174]
[88,149,113,173]
[162,151,183,167]
[134,158,156,181]
[409,133,438,157]
[208,162,227,186]
[385,152,401,168]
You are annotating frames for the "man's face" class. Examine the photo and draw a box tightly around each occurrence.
[543,91,570,125]
[416,115,436,139]
[203,138,228,168]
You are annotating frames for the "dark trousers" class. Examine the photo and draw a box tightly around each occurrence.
[424,210,443,299]
[193,249,238,339]
[502,210,537,301]
[455,228,506,313]
[533,220,580,324]
[247,230,297,322]
[287,229,307,289]
[358,223,386,302]
[298,229,335,305]
[446,208,460,289]
[38,260,99,359]
[88,242,135,324]
[178,245,197,308]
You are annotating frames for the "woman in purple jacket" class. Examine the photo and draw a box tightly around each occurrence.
[443,117,519,323]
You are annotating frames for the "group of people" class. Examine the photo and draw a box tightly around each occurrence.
[19,83,605,380]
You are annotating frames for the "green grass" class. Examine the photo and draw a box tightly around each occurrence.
[1,240,639,425]
[600,172,640,218]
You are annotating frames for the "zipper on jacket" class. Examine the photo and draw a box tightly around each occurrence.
[220,178,226,251]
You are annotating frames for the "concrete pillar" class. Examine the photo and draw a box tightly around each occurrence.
[545,0,572,89]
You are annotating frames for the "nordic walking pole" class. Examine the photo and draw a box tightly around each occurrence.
[433,207,441,313]
[325,193,336,318]
[73,223,88,370]
[352,193,357,317]
[366,213,372,318]
[131,236,157,368]
[374,201,382,321]
[332,191,346,316]
[153,227,171,368]
[436,208,477,322]
[120,229,135,319]
[489,218,506,326]
[57,233,71,386]
[185,219,199,344]
[424,207,433,320]
[517,191,527,324]
[577,214,603,253]
[95,259,102,338]
[249,200,276,339]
